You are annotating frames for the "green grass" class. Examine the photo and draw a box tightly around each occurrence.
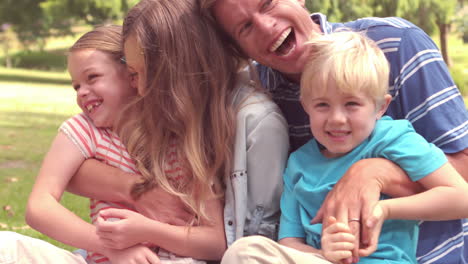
[0,67,87,251]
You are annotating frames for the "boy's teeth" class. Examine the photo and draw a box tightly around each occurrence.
[270,28,291,52]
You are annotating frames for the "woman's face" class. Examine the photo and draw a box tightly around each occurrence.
[123,34,146,95]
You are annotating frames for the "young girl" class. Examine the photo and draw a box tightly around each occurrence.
[0,25,161,264]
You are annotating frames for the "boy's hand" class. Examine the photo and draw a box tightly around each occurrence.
[321,216,355,264]
[105,244,160,264]
[359,201,387,257]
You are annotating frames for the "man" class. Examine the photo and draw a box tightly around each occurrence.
[202,0,468,263]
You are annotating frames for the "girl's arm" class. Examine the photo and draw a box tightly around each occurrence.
[378,163,468,221]
[25,132,106,253]
[96,196,227,260]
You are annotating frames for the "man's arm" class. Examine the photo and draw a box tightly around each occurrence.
[447,148,468,182]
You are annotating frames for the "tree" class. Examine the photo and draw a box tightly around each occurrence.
[0,0,51,50]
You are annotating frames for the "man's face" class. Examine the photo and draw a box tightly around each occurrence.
[213,0,320,80]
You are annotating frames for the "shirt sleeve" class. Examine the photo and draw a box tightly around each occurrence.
[245,107,289,238]
[59,113,97,159]
[384,26,468,153]
[370,119,448,182]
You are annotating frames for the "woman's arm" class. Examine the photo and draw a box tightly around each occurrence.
[25,132,106,253]
[96,197,227,260]
[244,109,289,236]
[67,158,135,202]
[68,158,193,224]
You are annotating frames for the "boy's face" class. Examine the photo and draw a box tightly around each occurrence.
[302,82,386,158]
[68,49,135,128]
[212,0,320,80]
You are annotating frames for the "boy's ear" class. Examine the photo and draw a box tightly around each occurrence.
[376,94,392,119]
[297,0,306,8]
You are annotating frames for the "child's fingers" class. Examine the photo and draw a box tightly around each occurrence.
[146,253,161,264]
[95,215,117,232]
[99,208,131,220]
[328,241,355,251]
[327,250,353,262]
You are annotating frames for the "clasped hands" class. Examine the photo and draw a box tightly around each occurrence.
[312,159,400,264]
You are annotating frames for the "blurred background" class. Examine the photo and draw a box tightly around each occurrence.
[0,0,466,251]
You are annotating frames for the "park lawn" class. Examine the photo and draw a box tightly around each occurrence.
[0,67,87,251]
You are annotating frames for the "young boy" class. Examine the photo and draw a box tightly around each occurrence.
[276,31,468,264]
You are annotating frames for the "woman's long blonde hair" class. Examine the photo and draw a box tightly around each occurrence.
[117,0,239,223]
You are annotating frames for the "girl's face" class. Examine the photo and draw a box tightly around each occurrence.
[68,49,136,128]
[123,34,146,95]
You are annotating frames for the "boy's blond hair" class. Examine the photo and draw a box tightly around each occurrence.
[301,31,390,107]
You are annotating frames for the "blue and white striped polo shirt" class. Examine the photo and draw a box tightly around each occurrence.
[257,13,468,264]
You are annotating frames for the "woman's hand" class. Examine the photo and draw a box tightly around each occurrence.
[96,208,154,249]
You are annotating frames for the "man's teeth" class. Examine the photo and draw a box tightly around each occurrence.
[270,28,292,52]
[86,102,101,112]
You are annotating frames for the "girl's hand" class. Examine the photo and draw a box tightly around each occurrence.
[359,201,387,257]
[96,208,154,249]
[321,216,355,264]
[105,244,160,264]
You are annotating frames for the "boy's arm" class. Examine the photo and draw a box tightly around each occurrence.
[378,162,468,221]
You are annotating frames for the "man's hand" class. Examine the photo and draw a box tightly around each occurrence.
[311,158,415,262]
[132,185,193,226]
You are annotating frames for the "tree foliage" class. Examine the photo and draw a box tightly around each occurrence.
[0,0,136,49]
[305,0,460,67]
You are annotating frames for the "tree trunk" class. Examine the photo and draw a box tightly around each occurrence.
[438,23,451,68]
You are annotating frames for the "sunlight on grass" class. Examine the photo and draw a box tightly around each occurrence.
[0,76,85,251]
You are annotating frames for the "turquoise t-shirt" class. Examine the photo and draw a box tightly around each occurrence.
[279,116,447,264]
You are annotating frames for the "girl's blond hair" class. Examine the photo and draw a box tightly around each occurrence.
[301,31,390,107]
[117,0,237,223]
[69,24,123,62]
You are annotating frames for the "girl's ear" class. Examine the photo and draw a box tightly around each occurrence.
[376,94,392,119]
